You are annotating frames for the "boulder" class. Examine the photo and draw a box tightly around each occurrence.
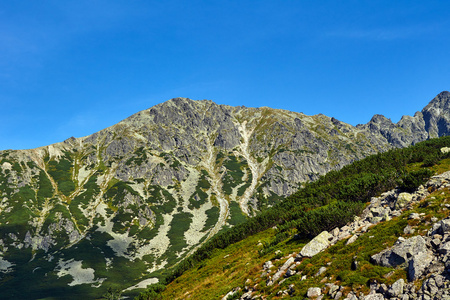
[439,218,450,234]
[300,231,333,257]
[327,284,339,297]
[421,277,439,296]
[438,240,450,255]
[388,278,404,297]
[371,236,428,268]
[267,257,295,285]
[363,293,385,300]
[280,257,295,271]
[307,287,321,298]
[315,266,327,276]
[346,234,358,245]
[263,260,273,270]
[441,147,450,153]
[395,192,413,209]
[408,251,434,281]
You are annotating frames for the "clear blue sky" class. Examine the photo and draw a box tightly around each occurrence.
[1,1,449,150]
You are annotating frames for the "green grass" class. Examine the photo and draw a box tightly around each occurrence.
[165,212,193,264]
[222,155,247,195]
[47,154,76,196]
[201,206,220,232]
[37,170,53,199]
[227,202,248,226]
[161,230,273,300]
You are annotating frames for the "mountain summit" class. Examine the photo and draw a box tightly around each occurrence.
[0,91,449,298]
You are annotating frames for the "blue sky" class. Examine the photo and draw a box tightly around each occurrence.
[1,1,450,150]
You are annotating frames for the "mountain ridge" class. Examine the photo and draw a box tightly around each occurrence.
[0,91,449,298]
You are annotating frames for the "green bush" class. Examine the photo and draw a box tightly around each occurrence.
[398,169,433,192]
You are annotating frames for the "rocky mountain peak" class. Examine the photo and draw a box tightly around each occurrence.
[422,91,450,138]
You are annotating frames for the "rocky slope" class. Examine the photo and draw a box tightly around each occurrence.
[0,91,449,298]
[212,164,450,300]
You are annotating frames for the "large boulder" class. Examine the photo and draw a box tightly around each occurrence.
[387,278,404,297]
[307,287,321,298]
[408,251,434,281]
[371,236,428,268]
[394,192,413,209]
[300,231,333,257]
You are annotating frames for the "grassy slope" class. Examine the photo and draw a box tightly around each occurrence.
[157,156,450,299]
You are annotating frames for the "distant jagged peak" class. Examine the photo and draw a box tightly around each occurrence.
[421,91,450,138]
[422,90,450,113]
[368,114,394,125]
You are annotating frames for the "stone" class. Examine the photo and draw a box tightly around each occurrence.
[378,283,389,294]
[346,234,358,245]
[267,257,295,285]
[370,216,384,224]
[421,277,439,296]
[363,293,385,300]
[240,291,252,300]
[371,235,428,268]
[332,227,340,237]
[300,231,333,257]
[440,219,450,234]
[409,251,434,281]
[431,238,441,248]
[315,266,327,276]
[279,257,295,272]
[408,213,420,220]
[404,225,415,235]
[328,284,339,297]
[285,269,296,277]
[263,260,273,270]
[441,147,450,153]
[307,287,321,298]
[388,278,405,297]
[438,240,450,255]
[222,287,241,300]
[395,193,413,209]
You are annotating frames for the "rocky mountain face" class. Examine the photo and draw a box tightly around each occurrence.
[0,91,449,298]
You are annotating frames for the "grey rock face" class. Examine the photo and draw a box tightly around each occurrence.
[422,91,450,138]
[371,236,428,268]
